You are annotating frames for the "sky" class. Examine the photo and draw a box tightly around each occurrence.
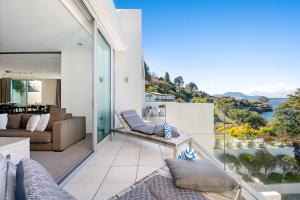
[114,0,300,97]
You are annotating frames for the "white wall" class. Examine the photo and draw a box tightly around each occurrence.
[41,79,57,105]
[166,102,215,154]
[114,10,144,118]
[61,51,93,133]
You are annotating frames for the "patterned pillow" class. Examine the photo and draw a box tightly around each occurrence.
[163,122,172,140]
[16,159,75,200]
[178,147,197,160]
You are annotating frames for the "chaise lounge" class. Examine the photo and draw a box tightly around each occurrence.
[112,110,192,158]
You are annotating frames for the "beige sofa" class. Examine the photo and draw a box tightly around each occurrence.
[0,108,86,151]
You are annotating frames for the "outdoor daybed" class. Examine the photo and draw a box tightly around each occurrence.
[112,110,192,158]
[108,164,242,200]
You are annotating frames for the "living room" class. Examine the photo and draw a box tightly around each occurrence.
[0,0,94,183]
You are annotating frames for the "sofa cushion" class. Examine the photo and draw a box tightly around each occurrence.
[7,114,22,129]
[21,114,33,129]
[0,129,52,143]
[121,110,145,129]
[16,159,75,200]
[46,108,66,131]
[165,159,240,192]
[121,110,137,118]
[132,125,155,135]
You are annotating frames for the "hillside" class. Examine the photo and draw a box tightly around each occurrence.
[215,92,262,101]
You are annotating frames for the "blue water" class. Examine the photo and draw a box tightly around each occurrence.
[260,98,288,121]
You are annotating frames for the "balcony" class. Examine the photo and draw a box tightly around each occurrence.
[63,134,176,199]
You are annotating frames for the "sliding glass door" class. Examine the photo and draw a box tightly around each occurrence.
[96,30,111,143]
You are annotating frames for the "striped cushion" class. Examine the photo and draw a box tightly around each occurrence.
[178,147,197,160]
[163,122,172,140]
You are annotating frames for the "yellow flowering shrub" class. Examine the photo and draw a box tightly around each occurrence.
[216,123,261,139]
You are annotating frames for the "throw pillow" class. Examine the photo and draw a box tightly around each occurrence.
[163,122,172,140]
[35,114,50,132]
[26,115,40,132]
[0,113,8,129]
[178,147,197,160]
[165,159,241,192]
[154,125,180,138]
[16,159,75,200]
[15,161,26,200]
[7,114,22,129]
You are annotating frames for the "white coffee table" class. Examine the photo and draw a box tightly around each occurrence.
[0,137,30,164]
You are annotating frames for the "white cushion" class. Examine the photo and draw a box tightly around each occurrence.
[35,114,50,132]
[0,113,8,130]
[26,115,40,132]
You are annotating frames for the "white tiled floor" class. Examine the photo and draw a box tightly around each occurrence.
[64,134,172,200]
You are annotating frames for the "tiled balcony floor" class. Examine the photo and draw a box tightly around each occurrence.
[63,134,179,200]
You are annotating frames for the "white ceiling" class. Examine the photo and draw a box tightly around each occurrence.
[0,54,61,74]
[0,0,92,52]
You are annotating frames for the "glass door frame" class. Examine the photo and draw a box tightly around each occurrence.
[92,20,115,151]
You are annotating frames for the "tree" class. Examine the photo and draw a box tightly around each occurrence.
[277,155,299,176]
[272,89,300,136]
[221,153,241,171]
[255,150,277,177]
[174,76,184,99]
[239,153,261,175]
[228,109,267,129]
[146,85,157,93]
[191,97,209,103]
[144,62,151,81]
[185,82,198,93]
[279,88,300,110]
[174,76,184,89]
[164,72,170,83]
[272,109,300,136]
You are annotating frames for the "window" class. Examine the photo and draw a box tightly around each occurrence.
[11,80,42,105]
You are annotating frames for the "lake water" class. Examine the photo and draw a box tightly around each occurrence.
[260,98,288,121]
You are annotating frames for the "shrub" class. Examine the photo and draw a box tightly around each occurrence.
[265,172,283,184]
[278,155,299,176]
[239,153,261,175]
[255,150,277,177]
[259,127,277,137]
[220,153,241,171]
[283,172,300,183]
